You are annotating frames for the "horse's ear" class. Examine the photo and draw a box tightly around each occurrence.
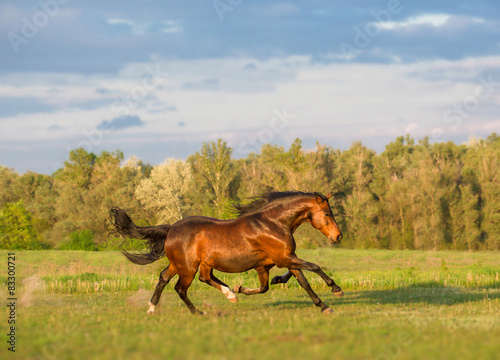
[326,192,333,200]
[314,192,325,203]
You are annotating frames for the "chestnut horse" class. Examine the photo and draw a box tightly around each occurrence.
[110,191,344,314]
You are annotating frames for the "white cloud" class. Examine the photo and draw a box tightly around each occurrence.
[405,123,419,133]
[106,18,181,35]
[1,55,499,171]
[261,3,300,17]
[161,20,181,33]
[107,18,135,26]
[380,13,451,30]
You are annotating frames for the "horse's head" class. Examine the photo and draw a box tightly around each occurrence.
[310,192,343,244]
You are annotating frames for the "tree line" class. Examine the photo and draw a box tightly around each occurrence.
[0,134,498,251]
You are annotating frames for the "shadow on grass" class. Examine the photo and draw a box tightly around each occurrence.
[269,282,499,309]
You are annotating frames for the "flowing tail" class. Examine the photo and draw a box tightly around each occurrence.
[109,207,171,265]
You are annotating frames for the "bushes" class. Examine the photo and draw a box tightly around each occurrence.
[59,229,97,251]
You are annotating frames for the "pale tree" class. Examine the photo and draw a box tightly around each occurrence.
[135,159,192,224]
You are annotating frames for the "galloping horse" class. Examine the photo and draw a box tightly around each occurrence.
[110,191,344,314]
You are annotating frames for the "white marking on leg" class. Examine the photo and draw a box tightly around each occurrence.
[147,301,156,314]
[221,286,238,303]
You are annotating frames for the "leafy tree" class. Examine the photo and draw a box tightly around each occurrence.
[0,166,19,208]
[449,184,481,251]
[464,134,500,250]
[51,149,144,245]
[0,200,47,249]
[2,133,499,251]
[189,139,239,218]
[54,148,97,189]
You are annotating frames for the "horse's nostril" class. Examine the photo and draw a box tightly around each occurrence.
[337,234,343,242]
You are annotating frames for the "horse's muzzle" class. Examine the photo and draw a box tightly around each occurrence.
[330,234,343,244]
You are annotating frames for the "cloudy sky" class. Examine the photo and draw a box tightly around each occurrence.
[1,1,499,174]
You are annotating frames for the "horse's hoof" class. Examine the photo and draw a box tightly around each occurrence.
[332,289,344,297]
[147,301,156,314]
[321,307,334,314]
[270,276,281,285]
[222,286,238,303]
[233,285,242,293]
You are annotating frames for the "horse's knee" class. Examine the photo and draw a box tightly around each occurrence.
[309,263,321,272]
[197,266,211,284]
[160,272,170,282]
[198,274,210,284]
[300,261,321,272]
[174,282,183,294]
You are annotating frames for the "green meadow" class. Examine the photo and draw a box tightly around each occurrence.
[1,249,499,360]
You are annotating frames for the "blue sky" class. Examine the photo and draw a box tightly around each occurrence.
[1,0,499,174]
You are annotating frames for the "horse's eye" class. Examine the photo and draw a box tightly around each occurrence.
[324,211,331,216]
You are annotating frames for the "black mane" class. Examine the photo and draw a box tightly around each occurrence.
[233,191,316,217]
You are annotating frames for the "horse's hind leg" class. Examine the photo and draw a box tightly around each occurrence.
[148,264,177,314]
[234,266,271,296]
[198,264,238,303]
[174,271,202,314]
[289,269,333,314]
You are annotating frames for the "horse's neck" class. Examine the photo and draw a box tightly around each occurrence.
[261,198,313,231]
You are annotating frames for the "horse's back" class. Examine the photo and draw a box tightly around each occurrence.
[166,215,266,272]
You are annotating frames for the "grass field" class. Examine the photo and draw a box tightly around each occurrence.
[1,249,499,360]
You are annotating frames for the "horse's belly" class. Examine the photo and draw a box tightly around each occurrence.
[208,251,265,273]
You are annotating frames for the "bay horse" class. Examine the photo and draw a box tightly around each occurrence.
[110,191,344,314]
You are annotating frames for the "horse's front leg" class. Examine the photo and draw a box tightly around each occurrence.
[271,268,344,297]
[233,266,272,296]
[276,256,344,297]
[289,269,333,313]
